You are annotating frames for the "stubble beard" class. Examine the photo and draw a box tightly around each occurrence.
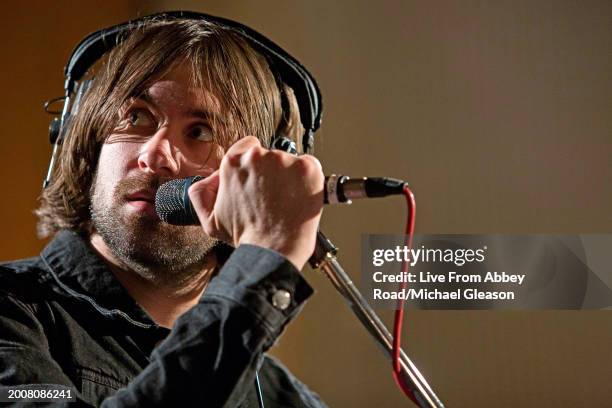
[90,172,218,289]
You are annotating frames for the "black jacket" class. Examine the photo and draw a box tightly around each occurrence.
[0,230,327,407]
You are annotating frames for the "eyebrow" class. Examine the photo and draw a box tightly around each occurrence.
[138,91,225,125]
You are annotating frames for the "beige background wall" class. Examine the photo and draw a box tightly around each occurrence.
[1,1,610,406]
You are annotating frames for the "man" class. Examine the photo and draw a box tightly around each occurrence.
[0,15,327,407]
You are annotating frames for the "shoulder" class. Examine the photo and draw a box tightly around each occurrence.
[0,256,53,306]
[0,258,61,350]
[260,354,328,408]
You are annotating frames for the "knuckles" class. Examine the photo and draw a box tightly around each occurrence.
[220,138,324,189]
[296,155,323,178]
[240,145,265,167]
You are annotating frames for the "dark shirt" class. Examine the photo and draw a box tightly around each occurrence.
[0,230,327,407]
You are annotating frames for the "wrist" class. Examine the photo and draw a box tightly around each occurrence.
[238,233,311,270]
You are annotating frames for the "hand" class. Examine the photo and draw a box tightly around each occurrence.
[188,136,324,270]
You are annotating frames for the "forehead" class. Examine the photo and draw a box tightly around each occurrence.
[141,64,222,117]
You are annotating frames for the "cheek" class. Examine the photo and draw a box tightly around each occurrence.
[178,143,225,176]
[94,143,135,194]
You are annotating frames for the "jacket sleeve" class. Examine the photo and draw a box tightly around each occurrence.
[0,245,325,407]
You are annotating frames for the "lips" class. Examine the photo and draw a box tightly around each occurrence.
[124,189,158,217]
[125,189,156,203]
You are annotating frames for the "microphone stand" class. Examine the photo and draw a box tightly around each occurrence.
[309,231,445,408]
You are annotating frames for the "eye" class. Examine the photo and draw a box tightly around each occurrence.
[126,108,156,128]
[188,124,213,142]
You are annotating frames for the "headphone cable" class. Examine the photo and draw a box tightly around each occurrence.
[255,370,266,408]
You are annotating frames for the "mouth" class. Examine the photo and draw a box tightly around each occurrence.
[126,189,155,202]
[125,189,157,215]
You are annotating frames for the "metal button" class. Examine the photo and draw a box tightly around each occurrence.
[271,289,292,310]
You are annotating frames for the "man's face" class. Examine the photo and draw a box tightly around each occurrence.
[90,65,224,282]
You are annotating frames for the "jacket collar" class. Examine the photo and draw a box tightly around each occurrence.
[40,230,160,329]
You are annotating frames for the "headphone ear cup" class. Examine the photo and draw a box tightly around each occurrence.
[49,117,62,144]
[271,136,298,155]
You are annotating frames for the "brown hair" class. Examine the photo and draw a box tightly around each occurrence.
[36,18,304,238]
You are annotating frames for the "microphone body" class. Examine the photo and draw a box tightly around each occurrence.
[156,175,407,225]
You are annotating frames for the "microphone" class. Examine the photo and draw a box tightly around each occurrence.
[155,175,408,225]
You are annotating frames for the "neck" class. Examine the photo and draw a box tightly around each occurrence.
[90,232,217,329]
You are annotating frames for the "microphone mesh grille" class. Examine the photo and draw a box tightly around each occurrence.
[155,177,202,225]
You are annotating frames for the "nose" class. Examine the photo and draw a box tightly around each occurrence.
[137,127,180,176]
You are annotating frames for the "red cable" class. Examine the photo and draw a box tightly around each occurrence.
[391,185,418,405]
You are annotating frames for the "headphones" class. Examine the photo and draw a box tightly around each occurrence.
[43,10,323,188]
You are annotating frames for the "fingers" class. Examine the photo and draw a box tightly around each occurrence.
[230,135,261,152]
[188,170,220,236]
[225,135,322,179]
[290,154,324,186]
[186,135,324,262]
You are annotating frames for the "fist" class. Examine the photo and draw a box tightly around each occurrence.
[188,136,324,270]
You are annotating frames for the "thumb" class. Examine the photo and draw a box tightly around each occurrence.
[188,170,220,234]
